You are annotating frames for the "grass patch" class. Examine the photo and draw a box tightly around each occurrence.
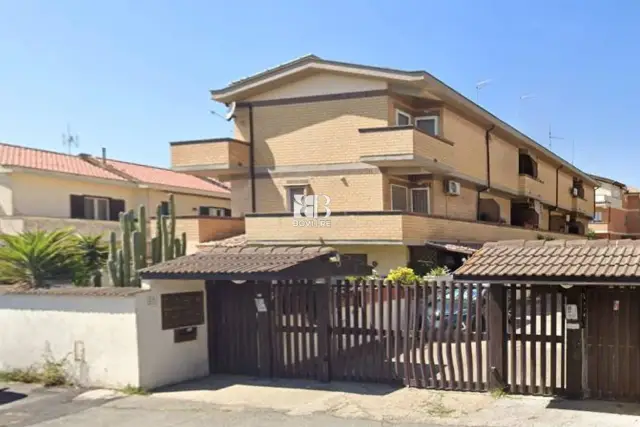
[490,387,508,399]
[425,395,455,417]
[0,367,41,384]
[0,356,69,387]
[119,385,149,396]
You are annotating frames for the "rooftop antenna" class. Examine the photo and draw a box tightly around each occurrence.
[475,79,492,103]
[62,124,79,154]
[548,125,564,150]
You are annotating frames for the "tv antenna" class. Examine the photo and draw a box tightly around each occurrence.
[62,124,79,154]
[475,79,492,103]
[209,102,237,122]
[548,125,564,150]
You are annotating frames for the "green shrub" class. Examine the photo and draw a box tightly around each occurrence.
[425,266,451,277]
[387,266,419,286]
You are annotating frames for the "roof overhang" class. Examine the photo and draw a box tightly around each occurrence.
[211,55,596,186]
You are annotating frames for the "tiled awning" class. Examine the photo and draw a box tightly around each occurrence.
[424,241,480,255]
[454,239,640,284]
[140,245,337,280]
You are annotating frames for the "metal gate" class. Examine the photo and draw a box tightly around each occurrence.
[587,287,640,400]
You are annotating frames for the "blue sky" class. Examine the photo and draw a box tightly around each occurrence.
[1,1,639,184]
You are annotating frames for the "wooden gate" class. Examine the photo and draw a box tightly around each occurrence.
[505,285,567,395]
[330,280,489,390]
[586,287,640,400]
[207,281,261,376]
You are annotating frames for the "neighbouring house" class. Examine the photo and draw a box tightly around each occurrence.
[170,55,596,275]
[589,174,640,239]
[0,142,242,251]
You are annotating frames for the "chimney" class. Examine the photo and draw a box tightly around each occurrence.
[102,147,106,164]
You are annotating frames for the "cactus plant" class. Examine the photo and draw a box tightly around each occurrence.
[107,194,187,287]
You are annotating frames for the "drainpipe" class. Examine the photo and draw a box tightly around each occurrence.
[477,125,496,220]
[552,165,564,229]
[248,104,256,213]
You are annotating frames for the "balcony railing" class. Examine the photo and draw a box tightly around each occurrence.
[170,138,249,179]
[244,211,583,246]
[358,126,454,171]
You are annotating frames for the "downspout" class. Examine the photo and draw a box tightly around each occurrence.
[552,165,564,229]
[248,104,256,213]
[477,125,495,220]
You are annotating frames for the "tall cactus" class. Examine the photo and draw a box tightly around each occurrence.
[107,194,187,287]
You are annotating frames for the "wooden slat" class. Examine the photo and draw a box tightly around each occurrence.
[550,287,557,394]
[284,282,292,377]
[455,282,464,390]
[300,281,309,378]
[428,281,437,388]
[614,289,621,398]
[475,283,483,391]
[354,280,363,381]
[403,284,411,386]
[344,281,353,381]
[411,284,419,386]
[395,283,402,381]
[377,280,385,381]
[509,285,516,392]
[292,283,301,377]
[626,289,631,399]
[309,285,317,379]
[520,285,527,393]
[530,288,537,394]
[465,283,473,391]
[386,281,393,381]
[335,281,344,379]
[446,282,455,389]
[362,280,370,381]
[561,291,566,390]
[540,290,548,394]
[438,282,447,389]
[419,283,427,388]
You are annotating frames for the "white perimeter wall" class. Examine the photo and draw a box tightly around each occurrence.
[137,279,209,389]
[0,294,140,388]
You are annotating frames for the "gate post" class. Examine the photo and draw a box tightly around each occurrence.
[256,281,273,378]
[488,283,507,390]
[565,286,583,399]
[316,277,331,382]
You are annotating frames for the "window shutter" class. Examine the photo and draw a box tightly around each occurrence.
[199,206,209,216]
[224,208,231,217]
[70,195,85,219]
[109,199,126,221]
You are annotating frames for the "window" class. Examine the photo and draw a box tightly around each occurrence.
[395,110,412,126]
[572,178,585,198]
[84,197,109,220]
[199,206,231,217]
[410,188,430,214]
[160,201,170,216]
[518,152,538,178]
[414,116,439,136]
[287,186,306,212]
[391,184,409,211]
[593,211,603,222]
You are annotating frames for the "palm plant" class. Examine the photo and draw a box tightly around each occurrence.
[73,234,109,287]
[0,229,79,288]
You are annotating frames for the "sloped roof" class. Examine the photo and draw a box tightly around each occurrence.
[140,245,335,278]
[0,142,126,181]
[198,234,247,248]
[105,159,229,194]
[454,239,640,283]
[0,285,148,297]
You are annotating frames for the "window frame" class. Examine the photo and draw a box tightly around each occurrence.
[287,185,307,213]
[414,115,439,135]
[390,184,409,211]
[593,211,603,223]
[410,187,431,214]
[84,196,110,221]
[395,109,412,126]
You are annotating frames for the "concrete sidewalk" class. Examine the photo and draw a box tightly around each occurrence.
[152,375,640,426]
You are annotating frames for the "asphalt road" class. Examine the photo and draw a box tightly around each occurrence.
[0,384,445,427]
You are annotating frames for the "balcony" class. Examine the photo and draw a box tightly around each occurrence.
[244,212,583,246]
[518,174,546,200]
[358,126,454,172]
[572,195,593,217]
[170,138,249,180]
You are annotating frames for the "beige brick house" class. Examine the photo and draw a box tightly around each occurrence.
[171,55,596,274]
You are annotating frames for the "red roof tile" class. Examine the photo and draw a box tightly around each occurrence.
[0,143,126,181]
[105,159,229,194]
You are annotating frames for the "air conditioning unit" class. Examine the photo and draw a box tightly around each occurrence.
[445,180,461,196]
[571,187,579,197]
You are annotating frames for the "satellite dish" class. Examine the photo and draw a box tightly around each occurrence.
[225,102,237,121]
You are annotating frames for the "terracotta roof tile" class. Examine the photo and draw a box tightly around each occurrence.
[0,286,148,297]
[105,159,229,194]
[140,245,336,277]
[454,239,640,282]
[0,143,125,181]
